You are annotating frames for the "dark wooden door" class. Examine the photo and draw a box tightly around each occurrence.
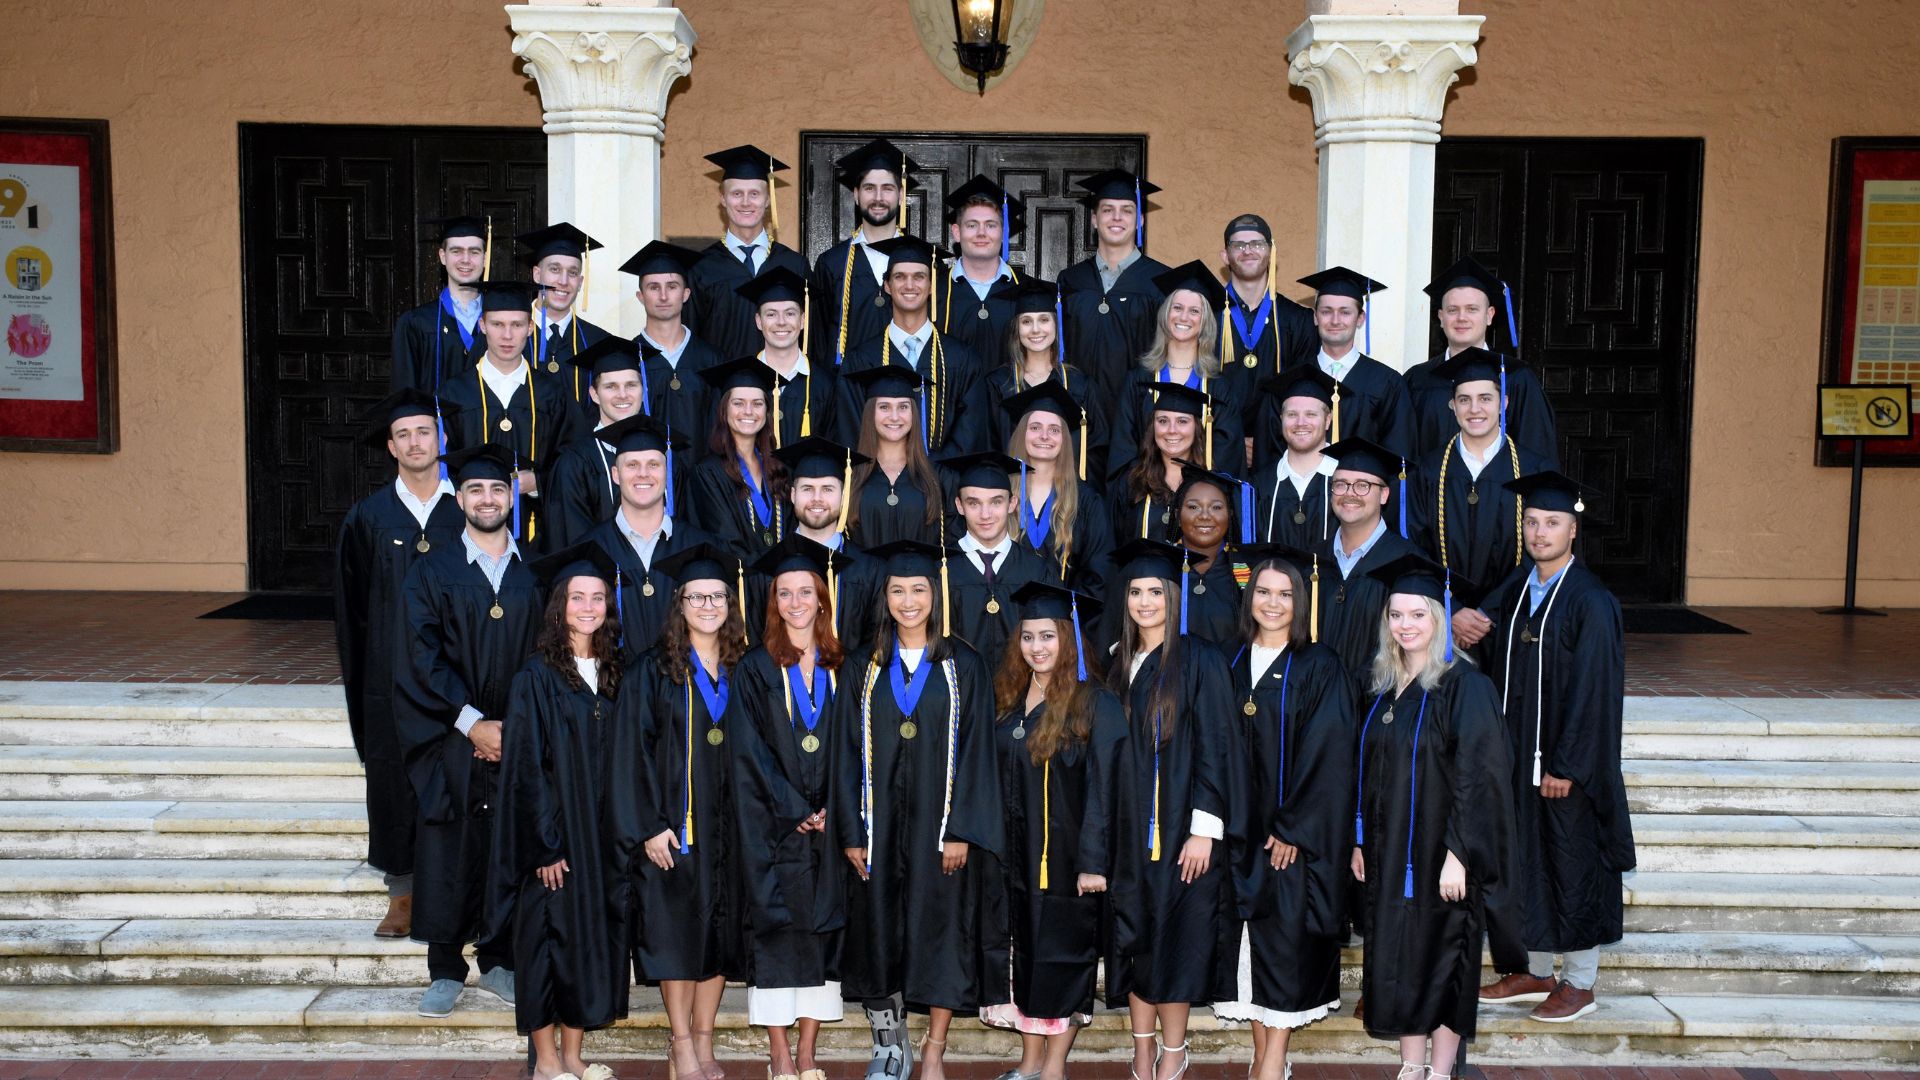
[798,131,1148,280]
[239,124,546,592]
[1433,138,1703,603]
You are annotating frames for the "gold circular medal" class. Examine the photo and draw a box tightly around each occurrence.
[547,360,560,373]
[1243,354,1258,368]
[642,578,656,597]
[1293,509,1307,525]
[801,733,821,754]
[416,538,431,553]
[671,376,682,391]
[498,417,513,432]
[762,530,775,547]
[707,728,725,746]
[1160,508,1170,524]
[886,491,900,507]
[488,603,504,620]
[1193,582,1206,595]
[1098,301,1110,315]
[875,294,889,308]
[1242,700,1258,716]
[1012,725,1027,741]
[899,721,918,740]
[1467,488,1480,506]
[976,308,990,321]
[986,597,1001,614]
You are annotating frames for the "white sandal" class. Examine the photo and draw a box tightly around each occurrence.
[1157,1041,1190,1080]
[1129,1032,1159,1080]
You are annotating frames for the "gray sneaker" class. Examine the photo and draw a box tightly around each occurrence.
[417,978,463,1017]
[477,965,516,1004]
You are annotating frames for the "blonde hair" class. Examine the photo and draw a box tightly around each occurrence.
[1367,595,1468,696]
[1139,291,1222,376]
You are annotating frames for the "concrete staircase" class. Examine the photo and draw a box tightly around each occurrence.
[0,682,1916,1064]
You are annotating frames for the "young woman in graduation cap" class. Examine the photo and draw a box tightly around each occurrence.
[985,278,1107,468]
[489,541,631,1080]
[1212,545,1354,1080]
[980,582,1127,1080]
[1169,463,1264,647]
[842,365,955,549]
[1105,262,1247,484]
[1098,539,1240,1080]
[1349,553,1523,1080]
[1001,383,1113,602]
[830,539,1004,1080]
[690,356,788,564]
[1112,383,1215,548]
[731,536,855,1080]
[611,543,752,1080]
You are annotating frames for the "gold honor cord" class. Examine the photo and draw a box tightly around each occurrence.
[684,680,696,848]
[836,228,859,364]
[475,362,540,540]
[1038,758,1052,890]
[879,330,946,449]
[482,216,493,282]
[1202,375,1214,470]
[1435,434,1524,575]
[859,662,879,868]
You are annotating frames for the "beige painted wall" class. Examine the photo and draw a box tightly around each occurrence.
[1,0,1915,604]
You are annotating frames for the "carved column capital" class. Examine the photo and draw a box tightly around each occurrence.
[1286,15,1483,147]
[508,5,696,139]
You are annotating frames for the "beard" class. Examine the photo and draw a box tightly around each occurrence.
[464,505,510,534]
[858,200,897,229]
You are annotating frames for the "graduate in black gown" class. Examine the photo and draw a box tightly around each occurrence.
[543,336,656,550]
[1252,268,1415,467]
[1003,383,1112,601]
[1211,547,1353,1080]
[738,266,840,452]
[1470,472,1632,1023]
[487,542,630,1079]
[690,357,786,564]
[517,223,613,428]
[612,544,751,1080]
[983,279,1108,472]
[390,215,488,393]
[1350,555,1523,1074]
[944,451,1060,668]
[1098,540,1240,1080]
[584,414,720,662]
[1403,257,1557,463]
[437,281,586,550]
[687,145,814,363]
[831,540,1004,1080]
[1250,368,1337,551]
[773,437,884,660]
[1311,439,1420,689]
[1056,169,1169,407]
[1112,383,1215,548]
[334,390,466,938]
[812,140,920,370]
[842,366,954,550]
[932,176,1023,363]
[1105,263,1247,484]
[1169,464,1260,649]
[980,583,1125,1080]
[734,536,855,1080]
[394,444,542,1017]
[623,241,724,455]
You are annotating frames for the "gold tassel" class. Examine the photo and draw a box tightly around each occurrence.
[1309,555,1321,643]
[577,248,589,315]
[482,216,494,282]
[898,153,908,232]
[1202,376,1214,470]
[836,449,852,535]
[737,563,750,646]
[939,528,951,637]
[767,150,780,245]
[1038,759,1052,891]
[1331,383,1341,445]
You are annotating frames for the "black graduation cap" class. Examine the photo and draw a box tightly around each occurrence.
[870,235,937,271]
[360,389,440,447]
[440,443,516,485]
[1259,365,1338,407]
[1151,261,1227,313]
[425,215,487,243]
[866,539,945,580]
[1366,552,1466,604]
[528,540,621,588]
[1507,470,1594,514]
[943,175,1027,235]
[618,240,702,279]
[1323,437,1402,483]
[845,363,927,400]
[516,222,603,265]
[1237,541,1318,578]
[1145,382,1214,418]
[654,542,746,586]
[567,335,645,380]
[943,450,1020,492]
[704,145,788,182]
[771,435,870,479]
[1075,168,1160,206]
[1298,266,1389,302]
[1112,538,1188,584]
[477,280,538,313]
[750,533,852,580]
[735,266,808,308]
[835,139,920,188]
[999,382,1083,429]
[697,356,778,396]
[1431,345,1512,389]
[994,277,1060,316]
[599,413,688,458]
[1424,255,1504,308]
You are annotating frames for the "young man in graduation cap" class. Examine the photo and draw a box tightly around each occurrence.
[688,145,813,362]
[1250,367,1339,550]
[943,450,1060,667]
[739,265,839,449]
[622,240,724,450]
[834,235,990,457]
[934,175,1025,361]
[1310,437,1419,686]
[543,335,652,548]
[584,413,719,660]
[1470,471,1632,1024]
[1218,212,1319,397]
[812,139,921,366]
[436,280,585,550]
[773,435,882,656]
[334,389,467,941]
[1404,256,1559,462]
[517,222,611,428]
[394,443,542,1017]
[1056,168,1169,408]
[391,215,491,393]
[1253,267,1416,468]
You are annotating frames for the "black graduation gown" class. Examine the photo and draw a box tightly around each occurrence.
[1057,255,1170,410]
[1226,642,1354,1014]
[1013,478,1114,602]
[394,541,545,946]
[1174,550,1242,649]
[1251,459,1334,551]
[487,659,630,1034]
[830,642,1007,1012]
[333,482,466,875]
[835,330,990,456]
[545,434,696,552]
[1479,562,1634,954]
[846,464,954,550]
[1218,287,1319,403]
[767,358,841,452]
[731,649,845,989]
[390,296,485,393]
[1105,367,1249,484]
[1311,528,1420,691]
[688,240,812,362]
[1354,666,1525,1040]
[615,651,747,983]
[1112,489,1182,548]
[1403,351,1558,465]
[995,690,1128,1019]
[1100,641,1240,1007]
[437,361,586,549]
[587,516,722,664]
[1254,354,1416,467]
[983,363,1109,472]
[822,537,886,662]
[689,454,782,564]
[947,542,1059,670]
[1407,437,1553,607]
[640,333,723,460]
[810,236,891,368]
[530,314,614,427]
[933,270,1017,364]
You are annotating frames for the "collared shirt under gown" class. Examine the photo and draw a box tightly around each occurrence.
[947,541,1059,671]
[687,239,811,363]
[1251,459,1333,552]
[437,362,586,550]
[1403,350,1558,465]
[1311,528,1419,693]
[1406,436,1552,609]
[1252,353,1415,467]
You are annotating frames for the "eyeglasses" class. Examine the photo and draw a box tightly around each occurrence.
[682,592,729,608]
[1331,479,1382,496]
[1226,240,1270,254]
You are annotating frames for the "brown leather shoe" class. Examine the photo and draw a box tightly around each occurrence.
[374,894,412,938]
[1478,971,1557,1004]
[1528,979,1596,1022]
[1351,994,1364,1023]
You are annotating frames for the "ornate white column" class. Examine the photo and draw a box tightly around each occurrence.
[509,1,696,335]
[1287,2,1482,371]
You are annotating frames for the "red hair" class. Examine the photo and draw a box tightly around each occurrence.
[762,569,845,671]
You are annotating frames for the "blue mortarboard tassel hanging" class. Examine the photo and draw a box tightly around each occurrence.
[509,451,523,541]
[1178,551,1190,636]
[434,400,450,483]
[1238,479,1255,545]
[1053,287,1066,367]
[1134,178,1144,251]
[1397,456,1408,538]
[614,568,626,651]
[1071,595,1087,683]
[1000,194,1010,266]
[1363,282,1372,357]
[664,428,676,519]
[1442,569,1455,663]
[1500,280,1519,440]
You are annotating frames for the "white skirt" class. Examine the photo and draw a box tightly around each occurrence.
[1211,928,1338,1030]
[747,982,845,1026]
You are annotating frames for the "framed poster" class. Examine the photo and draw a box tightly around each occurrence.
[0,117,117,453]
[1818,137,1920,466]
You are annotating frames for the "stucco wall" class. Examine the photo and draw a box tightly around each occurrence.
[1,0,1914,603]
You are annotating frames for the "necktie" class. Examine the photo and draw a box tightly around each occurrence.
[980,550,998,584]
[548,325,565,355]
[739,244,757,270]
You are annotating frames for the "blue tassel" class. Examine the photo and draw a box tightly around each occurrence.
[1443,571,1455,663]
[1239,480,1254,546]
[665,435,676,519]
[1178,555,1189,636]
[1363,283,1372,357]
[1071,596,1087,683]
[1134,179,1144,251]
[1354,813,1365,846]
[1053,288,1065,366]
[1397,462,1408,538]
[1403,863,1415,899]
[640,357,651,416]
[434,401,449,483]
[509,451,522,541]
[615,569,626,652]
[1000,194,1010,266]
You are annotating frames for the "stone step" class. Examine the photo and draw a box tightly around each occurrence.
[0,745,365,801]
[0,860,386,920]
[1622,698,1920,763]
[1631,813,1920,874]
[0,683,349,749]
[1623,871,1920,934]
[0,983,1911,1066]
[0,800,367,859]
[1622,759,1920,814]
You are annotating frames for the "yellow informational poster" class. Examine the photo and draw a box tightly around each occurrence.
[1854,180,1920,386]
[1819,383,1911,439]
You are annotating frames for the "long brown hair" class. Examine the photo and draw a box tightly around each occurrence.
[867,575,952,668]
[706,386,786,499]
[535,577,624,699]
[847,394,943,532]
[1006,413,1081,570]
[1124,411,1181,506]
[993,618,1095,764]
[654,580,749,684]
[1237,558,1313,651]
[763,570,846,671]
[1106,575,1186,740]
